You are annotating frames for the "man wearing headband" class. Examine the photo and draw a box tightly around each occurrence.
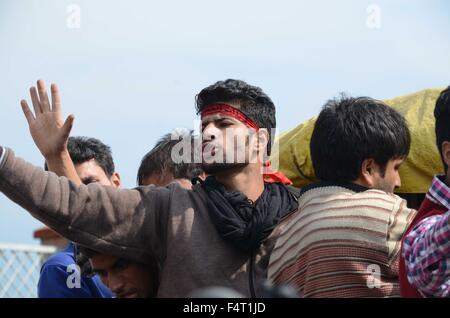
[0,79,298,297]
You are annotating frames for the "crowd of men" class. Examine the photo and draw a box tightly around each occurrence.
[0,79,449,298]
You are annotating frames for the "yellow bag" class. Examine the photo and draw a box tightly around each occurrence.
[271,88,445,193]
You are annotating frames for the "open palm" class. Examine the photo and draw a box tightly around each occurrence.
[21,80,74,159]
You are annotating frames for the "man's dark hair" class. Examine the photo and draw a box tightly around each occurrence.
[434,86,450,173]
[310,95,411,183]
[45,136,115,177]
[137,131,203,186]
[195,79,276,155]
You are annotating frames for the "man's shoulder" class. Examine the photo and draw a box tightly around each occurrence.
[419,195,448,214]
[353,188,399,199]
[301,185,401,206]
[41,244,75,269]
[406,195,448,232]
[295,186,415,228]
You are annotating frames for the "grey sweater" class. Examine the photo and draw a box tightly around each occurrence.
[0,147,296,297]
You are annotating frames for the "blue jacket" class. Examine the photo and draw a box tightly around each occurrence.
[38,242,114,298]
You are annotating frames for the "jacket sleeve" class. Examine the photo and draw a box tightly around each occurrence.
[0,147,171,265]
[386,197,417,265]
[402,212,450,297]
[38,263,94,298]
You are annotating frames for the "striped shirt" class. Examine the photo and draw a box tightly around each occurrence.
[269,182,416,298]
[402,176,450,297]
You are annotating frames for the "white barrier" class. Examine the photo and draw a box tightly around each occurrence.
[0,243,57,298]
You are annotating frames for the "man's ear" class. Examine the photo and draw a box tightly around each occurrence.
[256,129,269,153]
[442,141,450,168]
[110,172,122,188]
[252,128,269,164]
[359,158,377,187]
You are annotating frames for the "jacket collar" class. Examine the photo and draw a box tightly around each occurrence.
[427,175,450,211]
[300,181,370,197]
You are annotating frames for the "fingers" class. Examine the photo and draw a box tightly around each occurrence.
[37,79,51,112]
[61,114,75,140]
[29,86,42,116]
[20,100,35,125]
[50,83,61,113]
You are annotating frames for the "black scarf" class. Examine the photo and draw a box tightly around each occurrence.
[197,176,298,251]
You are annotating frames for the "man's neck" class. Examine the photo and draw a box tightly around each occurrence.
[215,163,265,202]
[352,178,370,189]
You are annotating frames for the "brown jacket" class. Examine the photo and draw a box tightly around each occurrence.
[0,147,297,297]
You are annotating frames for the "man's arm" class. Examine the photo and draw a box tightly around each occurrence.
[0,149,171,266]
[402,211,450,297]
[21,80,81,185]
[386,198,417,266]
[1,80,170,264]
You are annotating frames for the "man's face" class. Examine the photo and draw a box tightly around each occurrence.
[76,160,151,297]
[90,254,154,298]
[201,104,259,174]
[74,159,119,187]
[372,158,404,193]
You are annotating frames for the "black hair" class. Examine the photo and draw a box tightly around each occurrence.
[195,79,276,155]
[310,95,411,183]
[45,136,115,177]
[137,131,203,186]
[434,86,450,173]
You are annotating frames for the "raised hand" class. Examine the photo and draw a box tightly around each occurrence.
[21,80,74,160]
[20,80,81,186]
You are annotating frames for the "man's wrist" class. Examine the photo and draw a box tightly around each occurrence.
[45,149,71,166]
[45,149,74,175]
[45,149,82,186]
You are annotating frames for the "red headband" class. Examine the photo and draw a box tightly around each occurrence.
[200,103,259,130]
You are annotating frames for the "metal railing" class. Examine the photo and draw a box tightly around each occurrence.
[0,243,57,298]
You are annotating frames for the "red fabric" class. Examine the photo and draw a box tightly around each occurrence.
[201,104,292,185]
[262,161,293,185]
[399,196,447,297]
[200,104,259,130]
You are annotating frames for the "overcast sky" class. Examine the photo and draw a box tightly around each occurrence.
[1,0,449,245]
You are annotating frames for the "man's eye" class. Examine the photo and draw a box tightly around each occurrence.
[114,259,130,271]
[219,122,232,128]
[83,180,99,185]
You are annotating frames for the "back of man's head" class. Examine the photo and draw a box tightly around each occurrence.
[434,86,450,174]
[310,95,411,183]
[137,131,203,186]
[44,136,115,177]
